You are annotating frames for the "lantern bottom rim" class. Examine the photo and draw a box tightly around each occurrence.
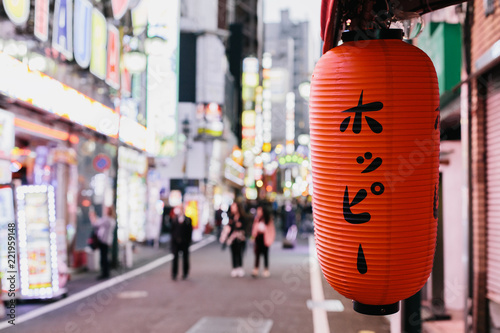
[353,301,399,316]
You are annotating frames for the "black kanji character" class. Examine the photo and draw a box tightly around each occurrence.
[340,90,383,134]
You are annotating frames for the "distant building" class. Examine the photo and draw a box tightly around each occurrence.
[265,10,309,147]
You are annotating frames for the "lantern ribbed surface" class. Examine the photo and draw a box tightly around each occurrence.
[310,37,439,307]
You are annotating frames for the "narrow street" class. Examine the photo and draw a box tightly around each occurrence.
[1,236,389,333]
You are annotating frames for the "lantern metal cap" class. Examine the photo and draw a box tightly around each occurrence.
[342,29,403,42]
[353,301,400,315]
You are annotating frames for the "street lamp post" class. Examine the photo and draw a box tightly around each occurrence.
[182,118,191,197]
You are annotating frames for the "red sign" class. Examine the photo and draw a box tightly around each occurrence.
[111,0,128,20]
[34,0,50,41]
[93,154,111,172]
[121,67,131,97]
[106,24,120,90]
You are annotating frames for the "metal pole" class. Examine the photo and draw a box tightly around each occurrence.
[403,291,422,333]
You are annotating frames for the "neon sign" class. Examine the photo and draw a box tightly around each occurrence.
[106,25,120,89]
[111,0,129,20]
[90,9,107,80]
[73,0,92,68]
[2,0,30,26]
[34,0,50,42]
[52,0,73,60]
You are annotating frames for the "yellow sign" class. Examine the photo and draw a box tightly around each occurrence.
[185,200,199,229]
[3,0,30,25]
[263,142,271,153]
[90,9,107,80]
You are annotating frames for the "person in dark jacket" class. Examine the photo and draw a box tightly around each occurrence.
[220,202,246,277]
[170,205,193,280]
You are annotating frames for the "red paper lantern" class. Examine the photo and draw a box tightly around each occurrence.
[309,30,439,315]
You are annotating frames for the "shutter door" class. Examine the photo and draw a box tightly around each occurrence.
[487,67,500,298]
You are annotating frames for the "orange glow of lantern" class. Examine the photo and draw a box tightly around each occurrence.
[309,30,439,315]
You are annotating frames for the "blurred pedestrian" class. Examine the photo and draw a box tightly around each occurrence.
[170,204,193,280]
[251,204,276,278]
[214,206,223,239]
[91,206,116,280]
[220,202,246,277]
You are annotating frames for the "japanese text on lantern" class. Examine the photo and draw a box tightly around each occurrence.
[340,90,384,275]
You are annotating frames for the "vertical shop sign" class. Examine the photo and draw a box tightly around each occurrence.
[73,0,93,68]
[0,109,15,184]
[90,9,107,80]
[34,0,50,41]
[2,0,30,26]
[111,0,129,20]
[0,109,15,162]
[16,186,59,297]
[52,0,74,60]
[106,25,120,89]
[0,186,16,293]
[146,0,180,156]
[131,0,148,36]
[241,110,256,151]
[285,92,295,154]
[121,68,131,96]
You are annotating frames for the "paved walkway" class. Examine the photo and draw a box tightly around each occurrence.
[1,235,390,333]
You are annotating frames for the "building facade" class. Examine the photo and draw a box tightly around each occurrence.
[264,10,310,148]
[468,0,500,331]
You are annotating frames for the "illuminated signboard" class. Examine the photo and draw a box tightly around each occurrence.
[90,9,107,80]
[34,0,50,42]
[255,86,263,153]
[0,186,17,293]
[2,0,30,26]
[131,0,148,36]
[116,146,148,242]
[241,110,256,151]
[52,0,73,60]
[224,158,245,187]
[0,109,15,161]
[0,109,14,184]
[241,56,259,159]
[74,0,92,68]
[111,0,129,20]
[146,0,180,156]
[0,52,119,138]
[185,199,199,229]
[262,53,272,153]
[286,92,295,154]
[119,116,147,151]
[106,24,120,89]
[196,103,223,137]
[16,185,59,298]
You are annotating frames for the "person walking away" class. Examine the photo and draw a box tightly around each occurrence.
[251,204,276,278]
[92,206,116,280]
[171,204,193,280]
[214,206,223,239]
[220,202,246,277]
